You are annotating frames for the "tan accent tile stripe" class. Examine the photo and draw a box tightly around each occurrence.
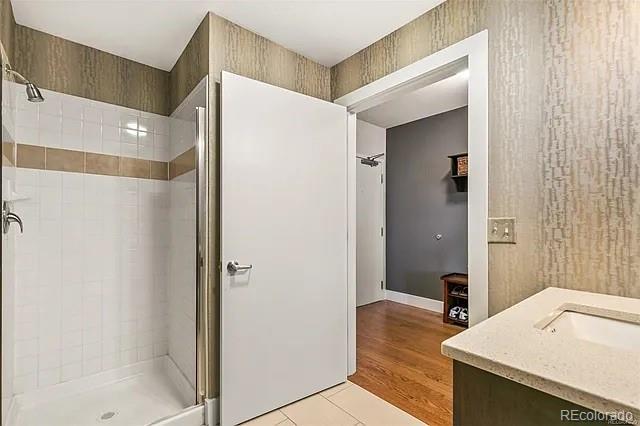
[85,152,120,177]
[3,141,16,166]
[46,147,84,173]
[14,143,169,180]
[17,144,45,169]
[120,157,150,179]
[150,160,169,181]
[169,146,196,180]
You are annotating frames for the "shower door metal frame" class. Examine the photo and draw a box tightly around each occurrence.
[195,85,211,407]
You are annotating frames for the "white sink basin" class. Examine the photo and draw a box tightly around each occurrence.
[542,310,640,352]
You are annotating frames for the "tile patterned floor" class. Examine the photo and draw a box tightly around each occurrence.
[241,381,425,426]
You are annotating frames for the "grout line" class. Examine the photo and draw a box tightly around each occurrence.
[322,381,353,399]
[276,413,295,425]
[321,392,361,425]
[278,409,295,425]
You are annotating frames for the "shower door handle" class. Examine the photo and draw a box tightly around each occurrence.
[227,261,252,274]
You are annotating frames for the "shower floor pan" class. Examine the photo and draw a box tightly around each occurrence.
[8,357,194,426]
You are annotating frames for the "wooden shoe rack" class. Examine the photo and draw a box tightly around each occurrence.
[441,273,469,328]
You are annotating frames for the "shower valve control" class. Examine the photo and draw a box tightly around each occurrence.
[2,201,23,234]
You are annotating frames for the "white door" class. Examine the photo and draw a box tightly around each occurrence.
[220,72,348,426]
[356,162,385,306]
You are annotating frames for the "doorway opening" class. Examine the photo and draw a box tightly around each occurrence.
[335,30,488,426]
[355,70,469,314]
[353,71,469,426]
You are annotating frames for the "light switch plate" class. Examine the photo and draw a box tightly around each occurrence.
[488,217,516,243]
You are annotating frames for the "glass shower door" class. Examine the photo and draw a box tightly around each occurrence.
[1,52,18,426]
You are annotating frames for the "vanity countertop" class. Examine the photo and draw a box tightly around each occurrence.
[441,287,640,420]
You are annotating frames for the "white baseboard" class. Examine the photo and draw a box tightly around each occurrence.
[385,290,443,313]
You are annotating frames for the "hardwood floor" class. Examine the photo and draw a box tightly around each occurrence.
[349,300,461,426]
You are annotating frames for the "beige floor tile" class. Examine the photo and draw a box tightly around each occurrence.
[281,394,359,426]
[277,420,295,426]
[320,381,353,398]
[241,409,288,426]
[327,384,425,426]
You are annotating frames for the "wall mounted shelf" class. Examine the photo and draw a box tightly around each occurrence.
[448,152,468,192]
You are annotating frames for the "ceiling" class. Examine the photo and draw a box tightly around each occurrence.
[11,0,445,71]
[357,71,468,129]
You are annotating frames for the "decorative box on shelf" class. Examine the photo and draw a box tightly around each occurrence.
[448,152,468,192]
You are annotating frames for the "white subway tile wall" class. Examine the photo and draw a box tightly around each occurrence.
[13,169,170,391]
[13,85,171,162]
[7,85,181,393]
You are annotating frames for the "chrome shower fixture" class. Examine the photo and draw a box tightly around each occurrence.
[4,64,44,102]
[356,153,385,167]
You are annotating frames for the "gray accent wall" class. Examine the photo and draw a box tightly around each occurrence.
[386,106,468,301]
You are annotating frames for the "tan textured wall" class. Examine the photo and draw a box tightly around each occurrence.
[542,0,640,298]
[332,0,640,310]
[0,0,15,64]
[332,0,545,314]
[206,12,332,396]
[331,0,485,101]
[486,0,544,313]
[209,13,330,101]
[169,14,210,114]
[14,25,169,115]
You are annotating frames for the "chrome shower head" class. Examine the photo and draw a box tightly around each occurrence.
[4,64,45,103]
[25,82,44,103]
[356,153,385,167]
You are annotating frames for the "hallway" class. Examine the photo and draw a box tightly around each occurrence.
[350,301,461,426]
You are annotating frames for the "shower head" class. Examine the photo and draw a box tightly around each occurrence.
[4,64,45,102]
[356,153,385,167]
[25,82,44,103]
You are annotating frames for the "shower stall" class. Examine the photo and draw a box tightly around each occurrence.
[1,48,209,425]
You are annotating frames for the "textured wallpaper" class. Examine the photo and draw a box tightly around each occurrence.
[1,0,170,116]
[14,25,170,116]
[332,0,640,311]
[0,0,14,64]
[542,0,640,298]
[209,13,331,101]
[169,14,210,114]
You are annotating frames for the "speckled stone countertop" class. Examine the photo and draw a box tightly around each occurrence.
[441,287,640,420]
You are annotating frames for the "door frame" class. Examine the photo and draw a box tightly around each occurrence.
[335,30,489,374]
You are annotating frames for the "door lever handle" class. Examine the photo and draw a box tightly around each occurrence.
[227,261,252,274]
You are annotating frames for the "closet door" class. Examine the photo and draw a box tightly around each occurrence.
[220,71,348,425]
[356,162,385,306]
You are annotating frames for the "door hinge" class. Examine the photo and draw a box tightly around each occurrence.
[380,280,384,289]
[381,174,384,184]
[381,227,384,237]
